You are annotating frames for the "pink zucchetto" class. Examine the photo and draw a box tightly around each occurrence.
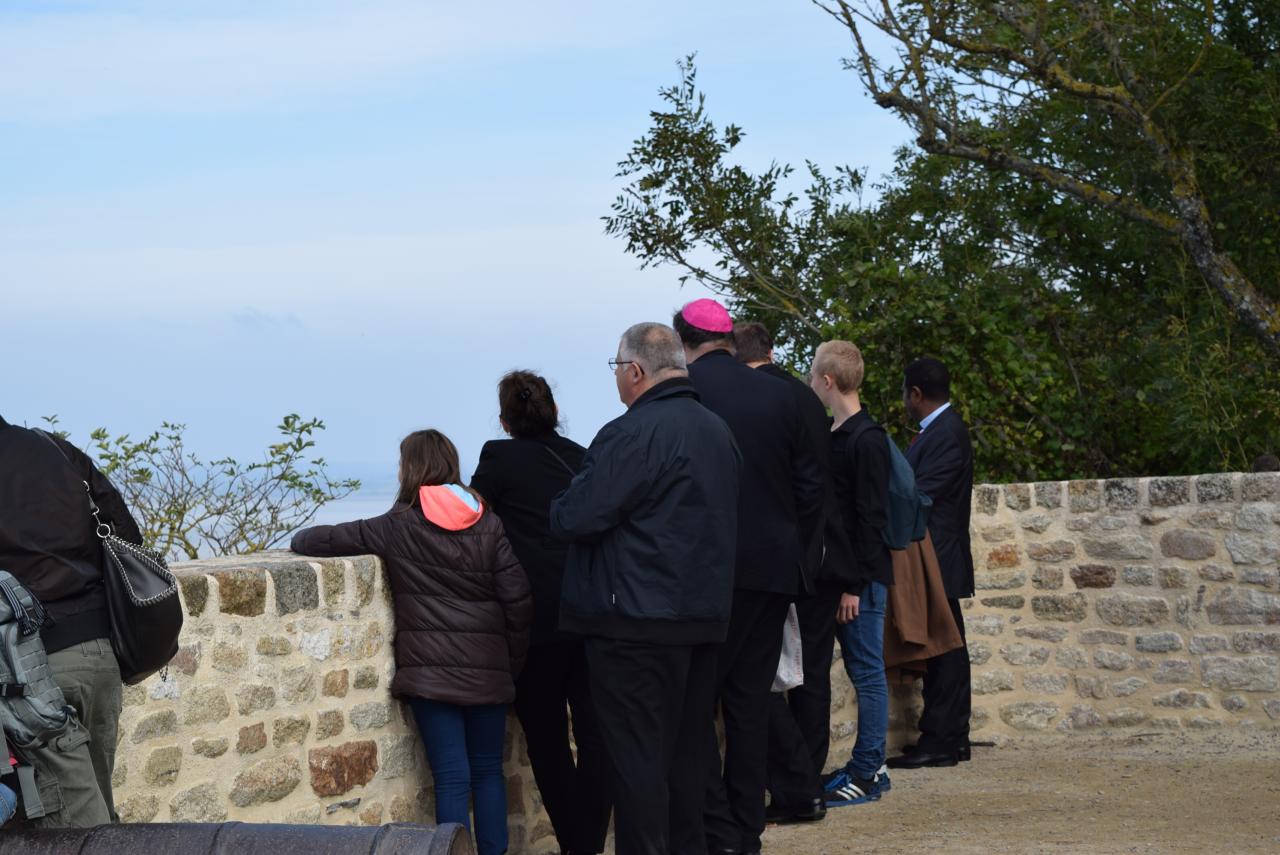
[680,298,733,333]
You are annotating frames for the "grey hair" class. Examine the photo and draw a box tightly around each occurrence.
[619,322,687,375]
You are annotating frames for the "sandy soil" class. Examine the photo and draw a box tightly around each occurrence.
[760,731,1280,855]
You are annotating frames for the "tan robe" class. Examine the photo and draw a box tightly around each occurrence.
[884,530,964,681]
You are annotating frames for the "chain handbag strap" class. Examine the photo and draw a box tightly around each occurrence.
[82,481,114,539]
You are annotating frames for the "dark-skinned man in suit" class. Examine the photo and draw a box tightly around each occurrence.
[887,358,976,769]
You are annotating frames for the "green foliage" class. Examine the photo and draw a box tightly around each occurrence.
[606,53,1280,482]
[43,414,359,560]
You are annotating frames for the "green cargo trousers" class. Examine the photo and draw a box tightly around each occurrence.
[30,638,122,828]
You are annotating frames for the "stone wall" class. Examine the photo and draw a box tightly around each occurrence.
[111,551,551,853]
[112,471,1280,853]
[838,470,1279,749]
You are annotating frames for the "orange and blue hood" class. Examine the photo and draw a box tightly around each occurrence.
[419,484,484,531]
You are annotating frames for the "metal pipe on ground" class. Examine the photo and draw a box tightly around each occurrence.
[3,821,474,854]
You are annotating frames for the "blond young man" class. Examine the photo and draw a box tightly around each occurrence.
[808,341,894,805]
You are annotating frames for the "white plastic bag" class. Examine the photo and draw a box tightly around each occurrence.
[771,603,804,692]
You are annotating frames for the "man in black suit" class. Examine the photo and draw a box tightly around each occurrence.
[675,302,824,855]
[887,358,975,769]
[734,323,856,822]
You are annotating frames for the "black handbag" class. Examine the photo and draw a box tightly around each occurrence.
[37,432,183,684]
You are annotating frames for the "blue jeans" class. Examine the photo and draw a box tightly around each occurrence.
[0,781,16,824]
[835,581,888,780]
[409,699,508,855]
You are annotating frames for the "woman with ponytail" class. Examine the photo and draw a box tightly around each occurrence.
[470,371,612,855]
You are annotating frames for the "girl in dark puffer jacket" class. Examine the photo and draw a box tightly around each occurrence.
[293,429,532,855]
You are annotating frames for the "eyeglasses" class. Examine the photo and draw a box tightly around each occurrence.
[608,359,640,373]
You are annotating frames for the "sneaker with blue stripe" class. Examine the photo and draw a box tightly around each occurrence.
[822,769,881,807]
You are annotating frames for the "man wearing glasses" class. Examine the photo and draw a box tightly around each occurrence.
[552,322,742,855]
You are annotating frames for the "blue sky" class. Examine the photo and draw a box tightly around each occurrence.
[1,0,909,518]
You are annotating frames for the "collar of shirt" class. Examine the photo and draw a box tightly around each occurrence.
[918,401,951,433]
[833,408,870,435]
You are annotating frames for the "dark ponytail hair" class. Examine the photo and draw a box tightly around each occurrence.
[498,370,559,439]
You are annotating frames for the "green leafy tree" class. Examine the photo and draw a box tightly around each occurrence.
[606,58,1280,481]
[815,0,1280,355]
[43,414,359,561]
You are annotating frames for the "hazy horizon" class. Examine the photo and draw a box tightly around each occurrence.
[3,0,912,537]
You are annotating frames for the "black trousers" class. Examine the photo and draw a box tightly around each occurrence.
[585,637,717,855]
[766,582,843,806]
[513,640,612,855]
[916,597,972,753]
[703,589,792,853]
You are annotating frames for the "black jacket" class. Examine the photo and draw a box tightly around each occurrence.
[0,415,143,652]
[906,405,975,599]
[756,363,857,591]
[550,378,741,645]
[830,410,893,597]
[471,432,586,645]
[292,494,532,705]
[688,350,823,596]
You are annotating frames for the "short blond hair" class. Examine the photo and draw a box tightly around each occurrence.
[812,340,865,393]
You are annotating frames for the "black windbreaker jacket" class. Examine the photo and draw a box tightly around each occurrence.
[0,415,144,652]
[550,378,742,645]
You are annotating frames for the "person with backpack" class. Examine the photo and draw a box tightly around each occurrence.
[0,414,140,827]
[470,371,611,855]
[806,342,894,808]
[291,429,532,855]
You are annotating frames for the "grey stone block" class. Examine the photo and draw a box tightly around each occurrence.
[1195,474,1235,503]
[1149,477,1190,507]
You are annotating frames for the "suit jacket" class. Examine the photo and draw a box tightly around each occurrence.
[689,350,824,596]
[905,405,975,599]
[470,432,586,645]
[756,363,856,590]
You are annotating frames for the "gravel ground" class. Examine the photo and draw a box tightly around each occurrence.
[759,731,1280,854]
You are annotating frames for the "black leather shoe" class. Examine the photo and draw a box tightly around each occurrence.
[902,743,972,762]
[886,750,959,769]
[765,796,827,824]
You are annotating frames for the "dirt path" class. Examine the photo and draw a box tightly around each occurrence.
[761,732,1280,854]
